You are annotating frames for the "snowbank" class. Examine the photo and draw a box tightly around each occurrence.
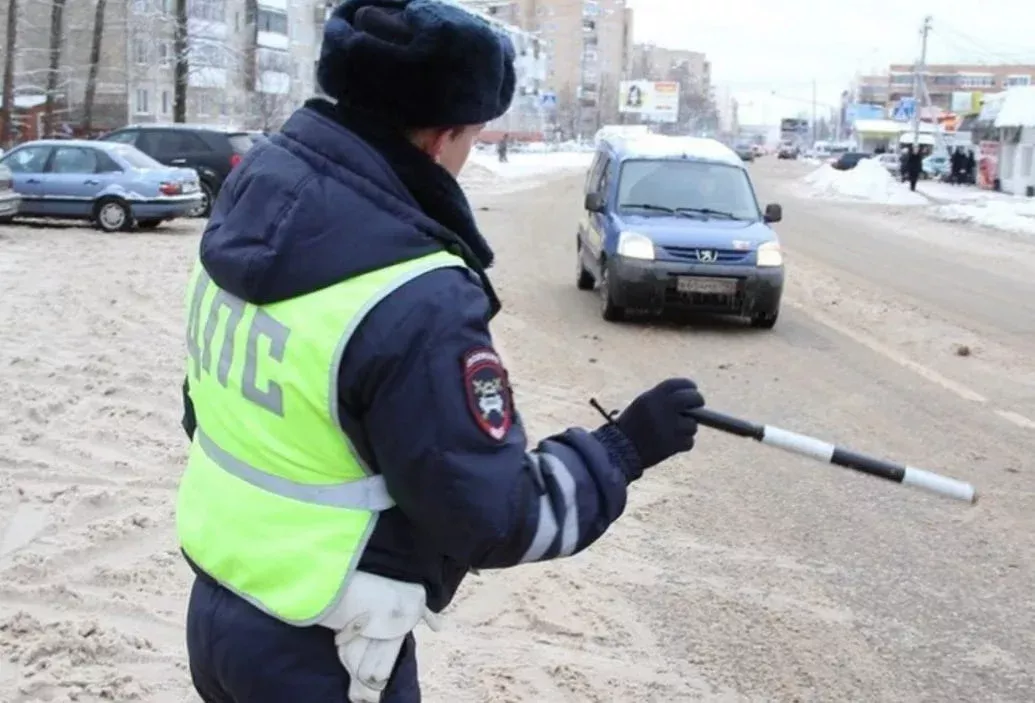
[469,150,594,178]
[801,159,928,205]
[933,200,1035,236]
[461,150,594,195]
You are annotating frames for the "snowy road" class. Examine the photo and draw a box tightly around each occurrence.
[0,162,1033,702]
[753,157,1035,422]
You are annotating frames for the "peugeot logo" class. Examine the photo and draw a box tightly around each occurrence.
[696,249,718,263]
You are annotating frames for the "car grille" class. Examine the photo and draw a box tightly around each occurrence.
[660,246,750,264]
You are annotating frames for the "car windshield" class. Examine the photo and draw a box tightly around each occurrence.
[113,146,165,169]
[617,159,760,221]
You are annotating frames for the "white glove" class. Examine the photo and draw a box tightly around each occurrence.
[321,571,442,703]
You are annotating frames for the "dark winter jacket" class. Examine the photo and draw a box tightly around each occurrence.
[180,99,640,614]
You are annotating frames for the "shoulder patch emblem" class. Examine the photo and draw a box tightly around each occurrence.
[461,347,513,441]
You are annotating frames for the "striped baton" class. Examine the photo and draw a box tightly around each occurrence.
[590,399,977,504]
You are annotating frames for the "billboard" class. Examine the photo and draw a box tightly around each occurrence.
[845,103,885,124]
[779,117,809,137]
[618,80,680,123]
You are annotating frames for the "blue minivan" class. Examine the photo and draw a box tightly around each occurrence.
[576,134,785,328]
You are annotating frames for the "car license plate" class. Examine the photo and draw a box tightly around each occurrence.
[676,276,737,295]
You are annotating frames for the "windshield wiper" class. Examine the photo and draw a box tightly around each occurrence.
[621,203,684,215]
[676,207,741,220]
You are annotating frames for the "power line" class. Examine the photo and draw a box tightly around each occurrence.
[933,22,1035,65]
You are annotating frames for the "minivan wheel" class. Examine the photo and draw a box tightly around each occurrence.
[93,197,131,232]
[599,266,625,321]
[576,241,595,290]
[190,180,214,218]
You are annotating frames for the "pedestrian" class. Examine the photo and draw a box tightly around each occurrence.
[965,148,976,185]
[951,147,967,185]
[497,132,509,162]
[899,146,910,183]
[176,1,706,702]
[906,144,922,192]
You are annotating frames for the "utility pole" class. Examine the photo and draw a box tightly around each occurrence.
[810,78,817,146]
[912,15,933,150]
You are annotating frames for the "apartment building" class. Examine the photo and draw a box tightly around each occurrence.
[507,0,631,135]
[631,44,709,88]
[127,0,326,128]
[0,0,326,134]
[885,63,1035,110]
[853,74,890,105]
[629,43,713,130]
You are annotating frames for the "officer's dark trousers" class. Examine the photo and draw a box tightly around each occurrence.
[187,576,421,702]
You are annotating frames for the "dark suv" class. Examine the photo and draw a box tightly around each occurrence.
[98,124,255,218]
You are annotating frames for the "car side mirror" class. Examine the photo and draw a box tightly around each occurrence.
[764,203,782,223]
[584,192,605,212]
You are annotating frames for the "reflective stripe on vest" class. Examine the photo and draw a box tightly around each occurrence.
[176,250,467,626]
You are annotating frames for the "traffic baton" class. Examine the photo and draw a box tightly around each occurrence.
[590,399,977,504]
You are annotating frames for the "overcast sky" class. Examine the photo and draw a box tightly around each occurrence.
[625,0,1035,124]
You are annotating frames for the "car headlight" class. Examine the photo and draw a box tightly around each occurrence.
[756,241,783,267]
[616,231,655,260]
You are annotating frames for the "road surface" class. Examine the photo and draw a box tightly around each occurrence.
[0,162,1032,702]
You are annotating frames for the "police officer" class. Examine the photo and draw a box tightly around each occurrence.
[177,1,705,701]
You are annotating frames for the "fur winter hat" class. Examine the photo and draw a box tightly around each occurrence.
[317,0,517,128]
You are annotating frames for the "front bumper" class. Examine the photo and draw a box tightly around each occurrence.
[608,256,784,316]
[0,192,21,216]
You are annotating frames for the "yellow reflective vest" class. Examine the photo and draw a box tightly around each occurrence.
[176,249,466,625]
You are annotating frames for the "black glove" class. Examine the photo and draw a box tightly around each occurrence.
[614,378,704,471]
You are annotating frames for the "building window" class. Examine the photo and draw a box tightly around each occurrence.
[135,88,150,114]
[890,72,912,86]
[257,48,291,73]
[1005,74,1031,87]
[197,92,213,116]
[958,74,994,88]
[257,8,288,34]
[157,41,171,66]
[133,37,149,64]
[161,90,169,114]
[190,40,227,68]
[189,0,225,23]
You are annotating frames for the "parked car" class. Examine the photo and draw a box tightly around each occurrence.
[98,123,255,218]
[576,134,784,329]
[0,162,22,222]
[875,152,901,175]
[0,139,202,232]
[733,143,755,162]
[923,153,951,180]
[777,143,799,159]
[830,151,872,170]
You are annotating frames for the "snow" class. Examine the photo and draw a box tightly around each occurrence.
[460,149,594,195]
[801,158,928,205]
[932,200,1035,236]
[993,86,1035,128]
[798,160,1035,237]
[466,149,594,180]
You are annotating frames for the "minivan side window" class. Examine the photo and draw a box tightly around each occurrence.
[597,161,615,200]
[584,151,606,193]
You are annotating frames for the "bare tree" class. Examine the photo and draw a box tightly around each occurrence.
[43,0,67,136]
[81,0,107,133]
[251,90,291,132]
[173,0,188,122]
[0,0,17,146]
